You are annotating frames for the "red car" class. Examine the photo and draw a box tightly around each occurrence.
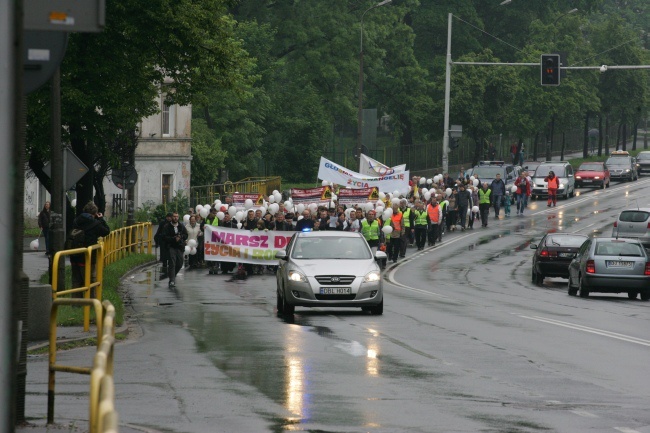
[575,162,610,188]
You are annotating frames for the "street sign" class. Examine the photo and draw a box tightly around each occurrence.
[24,0,106,33]
[111,164,138,189]
[42,147,89,190]
[24,30,68,94]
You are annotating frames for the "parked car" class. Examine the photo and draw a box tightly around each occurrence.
[611,208,650,248]
[635,151,650,176]
[574,161,610,189]
[531,162,575,199]
[471,161,521,192]
[530,233,589,285]
[567,237,650,300]
[605,151,638,182]
[276,231,386,315]
[523,161,542,178]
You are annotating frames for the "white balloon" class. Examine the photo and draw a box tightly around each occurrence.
[378,192,386,200]
[199,208,209,219]
[427,178,433,185]
[511,185,518,193]
[393,190,400,197]
[188,239,197,248]
[71,199,77,207]
[236,222,242,229]
[330,200,336,208]
[296,204,305,214]
[386,208,394,217]
[235,211,244,222]
[322,180,329,186]
[419,177,426,185]
[298,215,304,221]
[244,199,254,209]
[214,200,222,207]
[196,205,204,213]
[184,246,191,255]
[183,214,190,223]
[469,176,475,181]
[472,205,479,213]
[204,204,211,211]
[217,211,225,220]
[331,194,337,201]
[284,200,292,209]
[269,203,279,214]
[382,225,393,234]
[473,179,479,187]
[424,192,432,201]
[190,247,197,255]
[366,202,375,211]
[421,188,428,194]
[268,195,275,203]
[308,203,318,211]
[445,188,452,197]
[274,192,282,203]
[30,239,39,250]
[382,211,390,220]
[228,206,237,216]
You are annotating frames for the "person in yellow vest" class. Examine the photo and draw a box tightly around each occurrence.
[544,170,559,207]
[361,210,386,269]
[426,198,442,247]
[399,199,412,255]
[384,204,405,263]
[478,183,492,227]
[412,200,428,250]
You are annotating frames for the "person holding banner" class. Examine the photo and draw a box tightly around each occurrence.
[296,210,315,231]
[271,212,293,231]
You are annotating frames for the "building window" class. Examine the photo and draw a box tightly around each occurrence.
[162,174,173,204]
[162,101,170,136]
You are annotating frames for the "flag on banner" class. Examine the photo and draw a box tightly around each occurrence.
[359,153,407,177]
[337,187,379,205]
[290,186,331,205]
[317,156,409,193]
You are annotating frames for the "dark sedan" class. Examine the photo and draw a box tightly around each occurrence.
[636,151,650,176]
[568,237,650,300]
[530,233,589,285]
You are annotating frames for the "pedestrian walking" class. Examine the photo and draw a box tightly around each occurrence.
[545,170,559,207]
[162,212,188,287]
[38,201,51,256]
[478,183,492,227]
[489,173,506,219]
[515,172,531,215]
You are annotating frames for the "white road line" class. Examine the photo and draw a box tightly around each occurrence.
[517,315,650,347]
[614,427,642,433]
[570,410,598,418]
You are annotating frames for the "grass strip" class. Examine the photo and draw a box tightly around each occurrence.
[40,253,155,327]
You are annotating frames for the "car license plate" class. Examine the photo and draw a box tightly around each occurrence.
[582,180,592,183]
[559,252,575,258]
[319,287,351,295]
[606,261,633,268]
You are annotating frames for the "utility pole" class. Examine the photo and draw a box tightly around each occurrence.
[442,13,452,175]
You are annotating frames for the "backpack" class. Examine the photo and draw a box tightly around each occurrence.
[65,228,86,249]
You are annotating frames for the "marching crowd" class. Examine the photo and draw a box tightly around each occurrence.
[154,170,540,284]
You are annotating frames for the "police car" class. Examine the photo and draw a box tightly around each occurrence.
[606,150,639,182]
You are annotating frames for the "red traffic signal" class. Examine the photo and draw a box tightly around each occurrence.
[541,54,561,86]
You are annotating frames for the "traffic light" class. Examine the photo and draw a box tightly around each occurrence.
[541,54,561,86]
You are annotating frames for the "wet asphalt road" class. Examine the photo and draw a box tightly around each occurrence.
[27,179,650,433]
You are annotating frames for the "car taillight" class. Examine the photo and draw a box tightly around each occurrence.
[586,260,596,274]
[540,248,548,257]
[613,221,618,228]
[645,263,650,276]
[647,222,650,229]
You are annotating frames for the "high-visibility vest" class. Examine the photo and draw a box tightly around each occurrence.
[206,216,218,226]
[547,176,559,189]
[427,204,441,224]
[402,208,411,227]
[414,209,428,226]
[361,220,380,241]
[479,189,491,204]
[390,213,403,232]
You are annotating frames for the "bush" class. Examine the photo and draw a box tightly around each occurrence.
[151,191,190,223]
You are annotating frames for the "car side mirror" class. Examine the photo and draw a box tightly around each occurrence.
[275,250,287,260]
[375,250,387,260]
[530,244,538,250]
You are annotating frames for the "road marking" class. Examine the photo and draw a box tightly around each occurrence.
[517,315,650,347]
[614,427,642,433]
[570,410,598,418]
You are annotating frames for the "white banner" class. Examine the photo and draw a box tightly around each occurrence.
[317,157,410,193]
[359,154,407,177]
[203,225,293,265]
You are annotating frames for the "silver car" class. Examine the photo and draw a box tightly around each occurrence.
[568,237,650,300]
[276,231,386,315]
[611,208,650,248]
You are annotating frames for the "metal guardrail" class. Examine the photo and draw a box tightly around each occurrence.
[48,299,118,432]
[103,222,153,265]
[190,176,282,207]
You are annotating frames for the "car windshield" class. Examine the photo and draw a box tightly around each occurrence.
[545,235,587,247]
[535,165,566,177]
[619,211,650,223]
[291,236,372,260]
[472,167,504,179]
[595,242,645,257]
[578,163,603,172]
[637,153,650,160]
[605,157,630,167]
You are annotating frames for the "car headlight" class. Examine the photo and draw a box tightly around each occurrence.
[594,176,600,179]
[364,271,381,282]
[559,183,565,189]
[625,169,630,172]
[288,271,307,282]
[575,176,581,179]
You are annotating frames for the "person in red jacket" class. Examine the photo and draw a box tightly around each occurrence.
[514,172,531,216]
[544,170,559,207]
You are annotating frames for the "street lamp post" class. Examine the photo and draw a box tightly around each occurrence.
[357,0,391,167]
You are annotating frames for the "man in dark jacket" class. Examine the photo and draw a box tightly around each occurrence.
[295,210,315,231]
[162,212,188,287]
[271,212,293,231]
[489,173,506,219]
[70,201,111,296]
[456,184,472,230]
[154,212,173,272]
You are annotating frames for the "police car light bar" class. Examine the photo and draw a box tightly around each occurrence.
[478,161,505,166]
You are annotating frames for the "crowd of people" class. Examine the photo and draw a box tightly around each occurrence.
[154,170,536,284]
